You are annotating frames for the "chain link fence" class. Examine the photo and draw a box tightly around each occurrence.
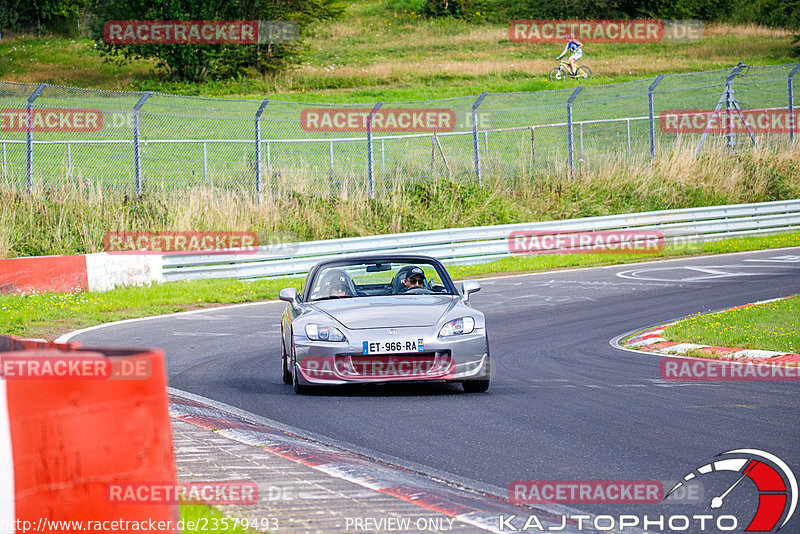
[1,61,798,200]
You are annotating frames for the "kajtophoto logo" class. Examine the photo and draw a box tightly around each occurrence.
[498,449,796,532]
[665,449,797,532]
[300,108,457,133]
[508,230,664,254]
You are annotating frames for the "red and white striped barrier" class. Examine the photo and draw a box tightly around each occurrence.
[0,336,176,533]
[0,253,163,295]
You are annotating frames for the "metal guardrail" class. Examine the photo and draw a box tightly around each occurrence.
[161,199,800,282]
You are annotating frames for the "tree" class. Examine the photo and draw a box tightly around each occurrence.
[92,0,343,80]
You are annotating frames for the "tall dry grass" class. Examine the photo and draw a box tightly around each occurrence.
[1,141,798,258]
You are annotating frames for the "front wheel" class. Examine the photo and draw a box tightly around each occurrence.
[549,67,564,82]
[576,66,592,80]
[281,336,291,384]
[291,355,309,394]
[462,352,490,393]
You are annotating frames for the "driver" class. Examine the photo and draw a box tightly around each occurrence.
[322,270,353,297]
[401,266,426,291]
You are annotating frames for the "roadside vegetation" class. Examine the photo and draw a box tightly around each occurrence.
[0,1,797,100]
[662,295,800,353]
[3,231,799,340]
[2,143,799,259]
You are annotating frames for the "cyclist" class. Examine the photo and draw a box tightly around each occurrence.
[557,34,583,76]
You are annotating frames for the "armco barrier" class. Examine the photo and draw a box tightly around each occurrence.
[161,199,800,281]
[0,335,176,533]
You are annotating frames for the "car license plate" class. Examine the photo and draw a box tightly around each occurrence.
[362,339,424,354]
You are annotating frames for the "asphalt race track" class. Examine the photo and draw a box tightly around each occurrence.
[67,248,800,528]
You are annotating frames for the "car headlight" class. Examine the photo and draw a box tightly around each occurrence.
[305,324,347,342]
[439,317,475,337]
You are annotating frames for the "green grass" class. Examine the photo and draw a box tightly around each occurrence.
[0,2,797,100]
[2,231,798,340]
[180,504,261,533]
[3,144,799,259]
[662,294,800,353]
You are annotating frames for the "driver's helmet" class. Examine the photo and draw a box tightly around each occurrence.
[321,269,353,296]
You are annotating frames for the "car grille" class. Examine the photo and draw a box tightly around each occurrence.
[333,351,453,378]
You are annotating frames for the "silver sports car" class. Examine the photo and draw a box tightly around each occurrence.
[278,255,490,394]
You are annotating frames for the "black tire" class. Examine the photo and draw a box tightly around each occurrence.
[281,336,291,385]
[291,355,309,394]
[462,351,490,393]
[549,67,564,82]
[576,66,592,80]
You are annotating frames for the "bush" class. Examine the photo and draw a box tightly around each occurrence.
[92,0,344,81]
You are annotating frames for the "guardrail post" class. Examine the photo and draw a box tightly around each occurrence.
[648,74,665,159]
[471,92,488,184]
[254,99,269,204]
[789,63,800,144]
[132,91,151,197]
[367,102,382,199]
[26,83,46,193]
[566,87,582,176]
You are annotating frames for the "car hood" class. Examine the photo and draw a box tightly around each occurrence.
[311,295,457,329]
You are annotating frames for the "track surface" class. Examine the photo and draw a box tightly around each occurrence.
[70,248,800,523]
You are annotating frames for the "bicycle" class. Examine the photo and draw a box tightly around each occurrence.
[549,60,592,82]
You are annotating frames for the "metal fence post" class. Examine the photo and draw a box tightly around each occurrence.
[2,142,6,178]
[254,99,269,203]
[648,74,665,159]
[26,83,46,193]
[789,63,800,144]
[695,63,746,156]
[566,87,582,176]
[471,92,488,184]
[366,102,382,199]
[67,142,72,179]
[132,91,151,197]
[329,140,334,181]
[726,63,746,150]
[202,142,208,182]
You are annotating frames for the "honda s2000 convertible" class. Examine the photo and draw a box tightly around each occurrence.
[278,255,490,394]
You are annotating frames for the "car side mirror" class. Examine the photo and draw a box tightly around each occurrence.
[279,287,298,304]
[461,280,481,299]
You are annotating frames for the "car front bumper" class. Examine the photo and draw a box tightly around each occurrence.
[293,326,488,386]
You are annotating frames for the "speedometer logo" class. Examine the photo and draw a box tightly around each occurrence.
[665,449,797,531]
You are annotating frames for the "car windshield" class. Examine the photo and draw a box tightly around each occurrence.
[308,260,454,300]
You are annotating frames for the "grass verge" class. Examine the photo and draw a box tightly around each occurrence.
[662,295,800,354]
[2,231,798,340]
